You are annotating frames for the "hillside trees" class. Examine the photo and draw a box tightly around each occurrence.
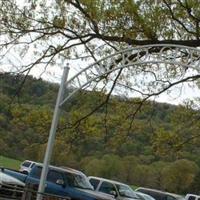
[0,0,200,121]
[161,159,199,193]
[1,0,200,190]
[152,101,200,160]
[1,74,200,192]
[1,73,200,161]
[0,1,199,161]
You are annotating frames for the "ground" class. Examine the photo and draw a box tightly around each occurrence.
[0,156,21,170]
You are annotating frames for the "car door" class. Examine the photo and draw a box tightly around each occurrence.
[25,165,42,188]
[45,169,69,197]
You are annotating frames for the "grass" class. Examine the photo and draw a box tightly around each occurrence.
[0,155,21,170]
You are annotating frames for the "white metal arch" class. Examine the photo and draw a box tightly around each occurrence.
[60,44,200,107]
[37,44,200,199]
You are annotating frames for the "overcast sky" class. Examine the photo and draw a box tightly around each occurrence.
[1,48,199,106]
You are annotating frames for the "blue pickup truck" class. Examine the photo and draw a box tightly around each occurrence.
[2,163,114,200]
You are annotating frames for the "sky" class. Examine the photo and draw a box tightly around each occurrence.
[0,0,198,107]
[1,49,199,106]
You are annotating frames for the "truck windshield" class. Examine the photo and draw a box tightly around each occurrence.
[64,172,93,190]
[116,184,140,199]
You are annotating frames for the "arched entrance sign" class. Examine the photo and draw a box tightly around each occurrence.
[37,44,200,199]
[60,44,200,106]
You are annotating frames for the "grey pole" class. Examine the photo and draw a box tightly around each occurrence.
[36,66,70,200]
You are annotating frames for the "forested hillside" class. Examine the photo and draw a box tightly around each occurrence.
[0,72,200,194]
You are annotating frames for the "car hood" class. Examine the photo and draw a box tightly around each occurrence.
[0,172,25,186]
[77,188,115,200]
[120,198,141,200]
[124,198,140,200]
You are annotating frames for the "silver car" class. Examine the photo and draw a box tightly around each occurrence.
[0,171,25,186]
[0,170,25,198]
[89,176,142,200]
[135,191,156,200]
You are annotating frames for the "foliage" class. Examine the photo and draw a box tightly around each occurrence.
[1,0,200,194]
[1,73,200,194]
[0,0,199,107]
[161,159,199,193]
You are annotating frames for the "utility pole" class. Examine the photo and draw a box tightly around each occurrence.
[36,66,70,200]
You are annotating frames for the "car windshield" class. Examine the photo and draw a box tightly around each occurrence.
[22,161,31,167]
[136,192,155,200]
[116,184,140,198]
[175,195,185,200]
[65,172,93,190]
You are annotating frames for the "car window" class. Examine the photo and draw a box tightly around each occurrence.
[30,163,35,168]
[137,192,156,200]
[138,190,163,200]
[167,196,176,200]
[64,172,93,190]
[99,181,116,195]
[116,184,138,198]
[47,170,64,184]
[150,192,165,200]
[22,161,31,167]
[89,178,100,190]
[31,166,42,178]
[188,197,196,200]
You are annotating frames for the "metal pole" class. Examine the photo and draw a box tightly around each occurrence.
[36,66,70,200]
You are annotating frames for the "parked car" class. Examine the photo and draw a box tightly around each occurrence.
[0,170,25,186]
[88,176,142,200]
[19,160,36,174]
[185,194,200,200]
[0,169,25,198]
[136,191,156,200]
[135,187,184,200]
[3,163,114,200]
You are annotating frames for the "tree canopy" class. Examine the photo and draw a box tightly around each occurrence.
[1,1,200,193]
[1,73,200,193]
[1,0,200,70]
[0,0,200,168]
[0,0,200,119]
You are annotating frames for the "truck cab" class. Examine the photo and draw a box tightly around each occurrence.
[4,163,114,200]
[19,160,36,174]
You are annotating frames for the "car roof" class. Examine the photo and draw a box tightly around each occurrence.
[22,160,36,164]
[22,161,84,176]
[136,187,182,199]
[60,166,86,176]
[88,176,130,187]
[35,163,85,176]
[186,194,200,198]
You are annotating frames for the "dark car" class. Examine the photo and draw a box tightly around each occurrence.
[135,187,184,200]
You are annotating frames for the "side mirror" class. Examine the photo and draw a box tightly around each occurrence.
[56,179,65,186]
[110,190,117,197]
